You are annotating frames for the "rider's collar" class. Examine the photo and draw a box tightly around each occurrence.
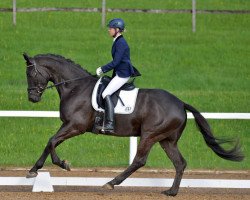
[113,33,122,42]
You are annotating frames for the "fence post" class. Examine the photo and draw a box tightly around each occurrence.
[129,137,137,165]
[101,0,106,27]
[13,0,16,26]
[192,0,196,32]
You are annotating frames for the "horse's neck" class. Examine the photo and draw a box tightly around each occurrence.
[45,63,94,98]
[47,65,81,83]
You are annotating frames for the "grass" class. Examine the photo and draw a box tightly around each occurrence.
[0,1,249,169]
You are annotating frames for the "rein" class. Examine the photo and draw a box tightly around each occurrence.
[45,77,86,90]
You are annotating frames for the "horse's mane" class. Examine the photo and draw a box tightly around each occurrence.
[34,54,94,77]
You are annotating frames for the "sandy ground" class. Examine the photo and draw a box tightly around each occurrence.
[0,167,249,200]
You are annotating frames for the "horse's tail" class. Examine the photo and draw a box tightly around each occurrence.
[184,103,244,162]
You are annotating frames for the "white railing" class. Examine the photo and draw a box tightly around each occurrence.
[1,111,250,164]
[1,111,250,119]
[1,172,250,192]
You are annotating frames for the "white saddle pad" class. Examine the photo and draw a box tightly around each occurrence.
[91,78,139,114]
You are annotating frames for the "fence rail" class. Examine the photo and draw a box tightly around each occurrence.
[1,111,250,119]
[1,7,249,14]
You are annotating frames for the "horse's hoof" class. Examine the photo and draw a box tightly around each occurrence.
[63,160,71,171]
[26,171,38,178]
[102,183,114,190]
[161,189,178,196]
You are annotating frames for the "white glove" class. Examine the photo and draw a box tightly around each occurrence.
[96,67,103,76]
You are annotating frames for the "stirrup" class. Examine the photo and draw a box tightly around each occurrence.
[92,114,104,133]
[100,121,114,134]
[100,128,114,134]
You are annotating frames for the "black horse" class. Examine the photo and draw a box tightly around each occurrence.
[23,53,244,196]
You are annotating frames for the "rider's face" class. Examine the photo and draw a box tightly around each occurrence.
[108,27,118,37]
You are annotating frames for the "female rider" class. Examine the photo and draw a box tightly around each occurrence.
[96,18,140,134]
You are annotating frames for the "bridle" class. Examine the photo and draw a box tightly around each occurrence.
[27,63,49,94]
[27,63,85,94]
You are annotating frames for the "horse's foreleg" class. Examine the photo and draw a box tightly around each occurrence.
[27,123,83,178]
[26,143,51,178]
[103,137,154,189]
[159,139,187,196]
[49,132,80,170]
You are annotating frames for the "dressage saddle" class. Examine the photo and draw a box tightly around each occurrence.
[96,76,135,109]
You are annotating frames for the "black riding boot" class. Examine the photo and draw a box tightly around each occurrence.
[101,95,115,134]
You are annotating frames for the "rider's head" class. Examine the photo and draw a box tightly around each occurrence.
[107,18,125,38]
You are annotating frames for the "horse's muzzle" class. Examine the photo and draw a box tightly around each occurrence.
[28,94,41,103]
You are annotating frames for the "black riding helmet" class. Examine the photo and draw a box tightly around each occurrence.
[107,18,125,32]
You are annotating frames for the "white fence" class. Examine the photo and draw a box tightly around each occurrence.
[1,172,250,192]
[1,111,250,119]
[1,111,250,164]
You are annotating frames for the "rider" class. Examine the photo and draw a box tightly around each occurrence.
[96,18,140,134]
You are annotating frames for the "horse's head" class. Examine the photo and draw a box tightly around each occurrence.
[23,53,49,103]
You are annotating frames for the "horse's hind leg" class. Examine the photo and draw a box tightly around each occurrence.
[159,138,187,196]
[103,136,154,189]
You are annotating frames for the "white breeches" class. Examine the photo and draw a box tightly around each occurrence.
[102,75,130,99]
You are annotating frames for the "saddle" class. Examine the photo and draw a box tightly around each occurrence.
[96,76,135,109]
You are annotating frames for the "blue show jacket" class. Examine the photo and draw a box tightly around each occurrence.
[101,35,135,78]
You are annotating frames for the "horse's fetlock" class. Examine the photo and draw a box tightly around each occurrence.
[51,159,60,165]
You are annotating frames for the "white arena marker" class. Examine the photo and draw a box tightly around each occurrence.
[32,172,54,192]
[180,179,250,188]
[50,177,250,188]
[0,177,34,186]
[51,177,113,186]
[0,177,250,189]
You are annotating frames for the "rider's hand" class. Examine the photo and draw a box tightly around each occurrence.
[96,67,103,76]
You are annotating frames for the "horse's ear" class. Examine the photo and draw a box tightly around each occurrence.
[23,52,32,65]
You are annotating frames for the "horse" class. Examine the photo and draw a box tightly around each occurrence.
[23,53,244,196]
